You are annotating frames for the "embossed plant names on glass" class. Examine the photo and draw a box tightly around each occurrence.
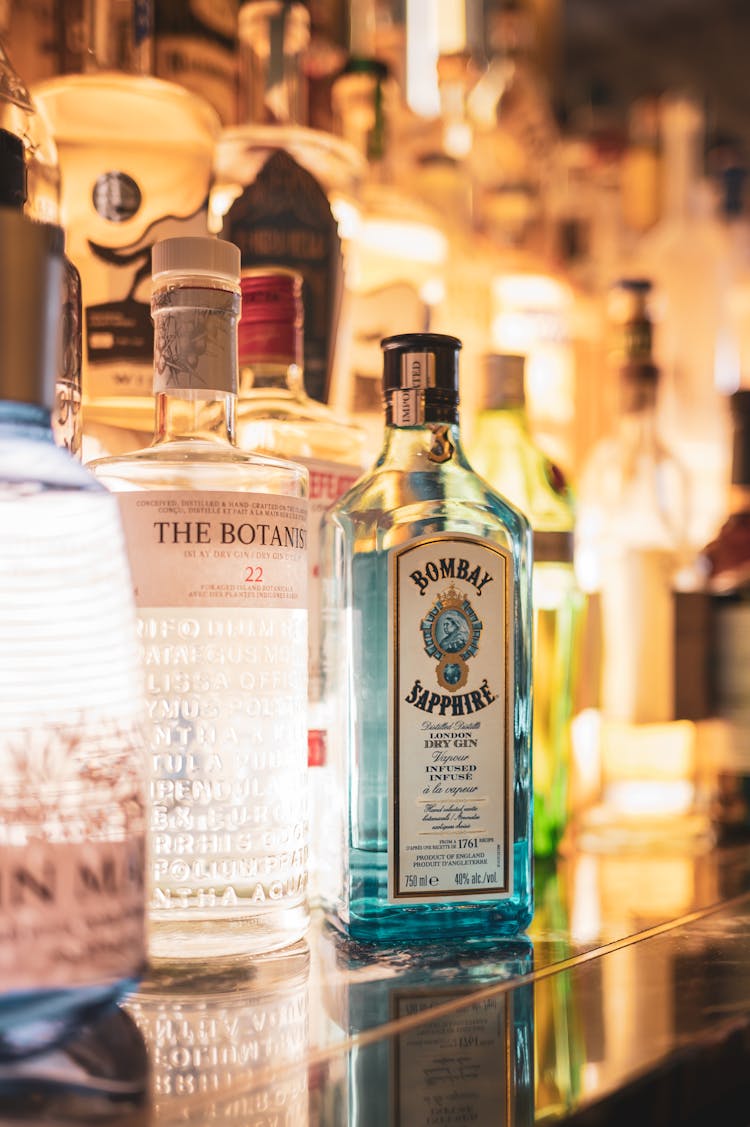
[90,237,309,959]
[321,333,533,943]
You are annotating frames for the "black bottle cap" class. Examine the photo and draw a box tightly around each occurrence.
[0,128,27,210]
[730,389,750,485]
[381,332,461,425]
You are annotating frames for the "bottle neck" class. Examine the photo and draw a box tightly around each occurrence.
[332,63,389,168]
[661,100,702,226]
[237,1,309,126]
[479,402,527,429]
[378,419,466,469]
[59,0,153,75]
[151,279,240,446]
[385,388,459,428]
[238,357,304,398]
[620,369,659,419]
[153,390,236,445]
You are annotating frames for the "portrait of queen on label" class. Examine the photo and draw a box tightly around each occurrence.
[420,584,483,692]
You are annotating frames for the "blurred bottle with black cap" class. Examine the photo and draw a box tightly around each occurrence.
[0,124,81,457]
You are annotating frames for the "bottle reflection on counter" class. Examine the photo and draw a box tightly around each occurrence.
[322,929,534,1126]
[125,943,310,1125]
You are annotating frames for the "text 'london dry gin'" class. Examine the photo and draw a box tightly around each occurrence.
[90,236,309,959]
[321,333,533,942]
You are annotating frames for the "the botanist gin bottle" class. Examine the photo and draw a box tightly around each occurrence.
[90,237,309,959]
[321,333,533,942]
[34,0,220,454]
[0,210,146,1058]
[210,0,364,405]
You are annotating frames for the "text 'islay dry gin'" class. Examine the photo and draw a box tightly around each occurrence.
[321,332,533,943]
[90,236,309,959]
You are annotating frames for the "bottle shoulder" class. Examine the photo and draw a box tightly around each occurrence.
[471,414,574,531]
[327,450,532,550]
[33,73,220,142]
[88,437,308,496]
[236,395,366,466]
[1,430,104,495]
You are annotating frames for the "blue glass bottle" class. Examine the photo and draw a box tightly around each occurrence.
[320,333,533,942]
[0,210,146,1059]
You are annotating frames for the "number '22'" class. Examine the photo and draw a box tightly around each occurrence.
[245,566,263,583]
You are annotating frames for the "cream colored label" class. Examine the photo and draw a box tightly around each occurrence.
[388,534,513,903]
[0,838,145,992]
[392,991,509,1126]
[117,491,307,610]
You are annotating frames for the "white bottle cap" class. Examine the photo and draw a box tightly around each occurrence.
[151,236,240,284]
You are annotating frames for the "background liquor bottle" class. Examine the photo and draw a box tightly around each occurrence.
[471,353,581,857]
[574,279,710,849]
[321,332,533,943]
[33,0,220,456]
[236,267,366,900]
[90,236,310,959]
[210,0,364,407]
[466,0,558,256]
[153,0,239,127]
[0,32,58,223]
[703,389,750,840]
[0,210,146,1058]
[0,126,82,458]
[633,93,733,548]
[327,54,449,458]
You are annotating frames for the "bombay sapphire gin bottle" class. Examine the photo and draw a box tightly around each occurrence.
[0,210,146,1058]
[320,333,533,942]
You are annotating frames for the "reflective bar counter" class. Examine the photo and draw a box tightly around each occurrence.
[5,842,750,1125]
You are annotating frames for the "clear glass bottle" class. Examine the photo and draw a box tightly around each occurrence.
[33,0,220,453]
[575,280,710,850]
[235,267,366,899]
[89,236,310,959]
[703,388,750,840]
[471,353,580,857]
[320,332,533,943]
[210,0,364,406]
[0,209,146,1059]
